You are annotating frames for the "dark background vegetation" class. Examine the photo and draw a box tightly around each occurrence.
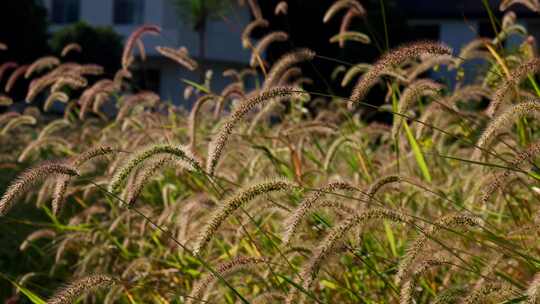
[0,1,123,102]
[50,22,123,75]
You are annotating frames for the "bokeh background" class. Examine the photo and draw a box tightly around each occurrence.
[1,0,536,107]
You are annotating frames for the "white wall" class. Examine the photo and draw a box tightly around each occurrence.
[43,0,252,105]
[44,0,251,63]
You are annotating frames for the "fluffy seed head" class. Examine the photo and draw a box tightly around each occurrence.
[250,31,289,67]
[337,8,364,48]
[25,56,60,79]
[187,256,267,304]
[156,46,198,71]
[109,143,201,195]
[481,141,540,203]
[349,41,452,103]
[0,61,18,83]
[392,79,443,138]
[283,180,356,245]
[242,19,269,48]
[293,208,412,303]
[476,100,540,159]
[47,274,116,304]
[264,48,316,88]
[193,178,296,255]
[526,271,540,303]
[61,43,82,57]
[500,0,540,12]
[206,86,308,175]
[0,162,79,216]
[275,1,288,15]
[323,0,366,23]
[1,115,36,136]
[5,64,29,93]
[329,31,371,45]
[487,58,540,117]
[395,213,479,286]
[44,92,69,112]
[122,24,161,69]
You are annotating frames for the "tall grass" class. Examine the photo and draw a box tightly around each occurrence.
[1,0,540,303]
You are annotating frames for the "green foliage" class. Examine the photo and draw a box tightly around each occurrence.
[50,22,123,74]
[170,0,234,30]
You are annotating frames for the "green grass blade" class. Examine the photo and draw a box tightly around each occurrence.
[403,122,432,182]
[180,78,211,94]
[0,274,46,304]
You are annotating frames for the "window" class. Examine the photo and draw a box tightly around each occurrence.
[51,0,80,24]
[114,0,145,25]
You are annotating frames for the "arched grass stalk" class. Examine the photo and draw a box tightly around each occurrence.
[487,58,540,117]
[123,156,171,207]
[87,179,252,304]
[156,46,198,71]
[242,19,269,48]
[283,180,356,245]
[206,86,307,175]
[52,146,116,214]
[289,208,412,303]
[188,95,215,150]
[500,0,540,12]
[364,174,436,207]
[61,43,82,57]
[475,100,540,159]
[18,137,70,163]
[0,162,78,216]
[275,1,288,15]
[480,141,540,203]
[25,56,60,79]
[323,0,366,23]
[187,256,268,304]
[47,274,116,304]
[460,281,520,304]
[526,271,540,303]
[395,213,479,286]
[349,41,451,103]
[109,143,201,195]
[391,79,443,138]
[250,31,289,68]
[121,24,161,69]
[5,64,29,93]
[263,49,316,88]
[337,8,365,48]
[19,228,56,251]
[44,92,69,112]
[399,259,447,304]
[193,178,297,255]
[329,31,371,45]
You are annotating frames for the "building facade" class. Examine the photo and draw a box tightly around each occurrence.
[41,0,252,105]
[400,0,539,50]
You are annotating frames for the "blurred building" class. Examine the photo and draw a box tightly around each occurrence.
[41,0,252,105]
[395,0,539,84]
[39,0,540,104]
[400,0,539,50]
